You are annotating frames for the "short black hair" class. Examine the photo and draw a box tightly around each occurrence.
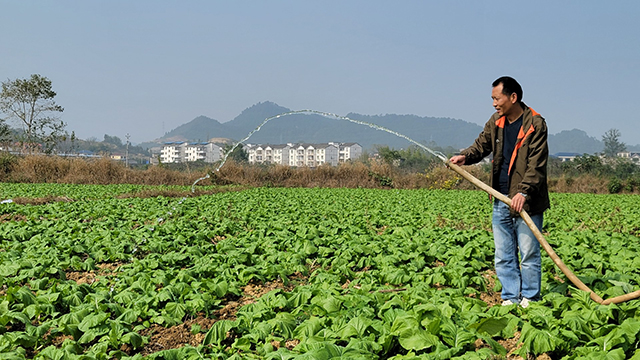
[492,76,523,103]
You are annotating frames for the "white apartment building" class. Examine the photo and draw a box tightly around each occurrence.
[288,144,336,167]
[245,142,357,167]
[160,142,186,163]
[159,142,224,164]
[336,142,363,163]
[246,144,291,165]
[184,142,223,163]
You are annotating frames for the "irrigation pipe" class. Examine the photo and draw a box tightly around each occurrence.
[447,162,640,305]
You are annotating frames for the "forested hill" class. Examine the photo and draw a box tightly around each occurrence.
[147,101,624,154]
[149,101,483,151]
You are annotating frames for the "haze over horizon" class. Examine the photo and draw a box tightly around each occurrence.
[2,1,639,146]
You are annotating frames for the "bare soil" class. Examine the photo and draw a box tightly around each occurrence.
[138,275,305,356]
[64,263,123,285]
[12,196,75,205]
[0,213,28,222]
[479,269,503,308]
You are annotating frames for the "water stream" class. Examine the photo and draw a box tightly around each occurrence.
[191,110,448,192]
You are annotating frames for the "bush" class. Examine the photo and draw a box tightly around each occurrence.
[608,177,622,194]
[0,152,17,180]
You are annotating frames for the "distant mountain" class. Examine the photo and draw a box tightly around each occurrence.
[143,101,636,154]
[548,129,603,155]
[146,101,484,151]
[162,115,228,142]
[627,144,640,152]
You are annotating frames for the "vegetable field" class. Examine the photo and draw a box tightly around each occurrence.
[1,184,639,359]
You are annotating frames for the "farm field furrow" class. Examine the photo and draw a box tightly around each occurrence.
[1,186,639,359]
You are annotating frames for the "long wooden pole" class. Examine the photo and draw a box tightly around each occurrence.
[444,162,638,304]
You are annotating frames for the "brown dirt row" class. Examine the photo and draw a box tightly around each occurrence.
[137,277,302,356]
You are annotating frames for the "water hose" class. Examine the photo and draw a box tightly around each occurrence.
[447,162,640,305]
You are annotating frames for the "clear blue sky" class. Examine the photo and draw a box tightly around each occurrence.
[2,1,639,146]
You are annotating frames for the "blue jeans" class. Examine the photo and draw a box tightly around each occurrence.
[492,200,543,302]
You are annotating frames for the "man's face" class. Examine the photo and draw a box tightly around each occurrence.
[491,84,516,117]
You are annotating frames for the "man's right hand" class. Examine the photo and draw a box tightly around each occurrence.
[449,155,466,165]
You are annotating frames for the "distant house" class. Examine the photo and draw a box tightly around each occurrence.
[160,142,186,163]
[553,152,582,162]
[159,142,223,164]
[245,143,292,165]
[185,142,223,163]
[337,142,362,163]
[288,143,339,167]
[618,151,640,163]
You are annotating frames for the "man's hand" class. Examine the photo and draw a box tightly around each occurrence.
[449,155,466,165]
[511,193,526,212]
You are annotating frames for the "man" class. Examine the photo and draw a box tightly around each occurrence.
[449,76,549,308]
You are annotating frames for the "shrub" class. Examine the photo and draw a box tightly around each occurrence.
[608,177,622,194]
[0,152,17,180]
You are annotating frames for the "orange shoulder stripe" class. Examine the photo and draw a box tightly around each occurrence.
[508,124,536,175]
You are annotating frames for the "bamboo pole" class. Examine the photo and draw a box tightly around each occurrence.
[446,162,610,304]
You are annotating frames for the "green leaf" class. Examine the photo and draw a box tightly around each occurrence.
[267,313,297,339]
[294,316,324,340]
[316,296,342,314]
[398,329,439,351]
[339,316,373,339]
[122,331,146,349]
[232,336,252,351]
[162,302,186,325]
[516,323,556,356]
[468,317,509,336]
[581,348,626,360]
[203,320,235,346]
[441,322,476,348]
[78,313,110,333]
[78,328,107,344]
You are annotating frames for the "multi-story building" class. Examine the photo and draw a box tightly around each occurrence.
[336,142,362,163]
[159,142,223,164]
[158,141,360,166]
[289,143,339,167]
[160,142,186,163]
[246,144,292,165]
[245,142,357,167]
[184,142,223,163]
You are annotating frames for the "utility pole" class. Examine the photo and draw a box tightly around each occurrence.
[125,133,130,167]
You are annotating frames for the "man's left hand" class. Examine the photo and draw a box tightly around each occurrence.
[511,193,526,213]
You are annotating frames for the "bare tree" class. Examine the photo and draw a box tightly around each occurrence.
[0,74,65,153]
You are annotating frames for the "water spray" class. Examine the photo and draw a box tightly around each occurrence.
[190,110,447,192]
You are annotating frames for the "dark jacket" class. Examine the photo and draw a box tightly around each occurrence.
[460,103,550,216]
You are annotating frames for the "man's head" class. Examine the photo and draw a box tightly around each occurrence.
[491,76,523,118]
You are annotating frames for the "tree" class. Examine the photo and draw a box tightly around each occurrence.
[376,145,441,172]
[602,128,626,158]
[376,146,401,166]
[103,134,123,147]
[0,121,9,145]
[223,143,248,163]
[0,74,65,153]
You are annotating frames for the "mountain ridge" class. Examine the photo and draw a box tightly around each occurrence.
[144,101,631,155]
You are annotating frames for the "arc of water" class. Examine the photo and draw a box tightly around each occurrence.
[191,110,447,192]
